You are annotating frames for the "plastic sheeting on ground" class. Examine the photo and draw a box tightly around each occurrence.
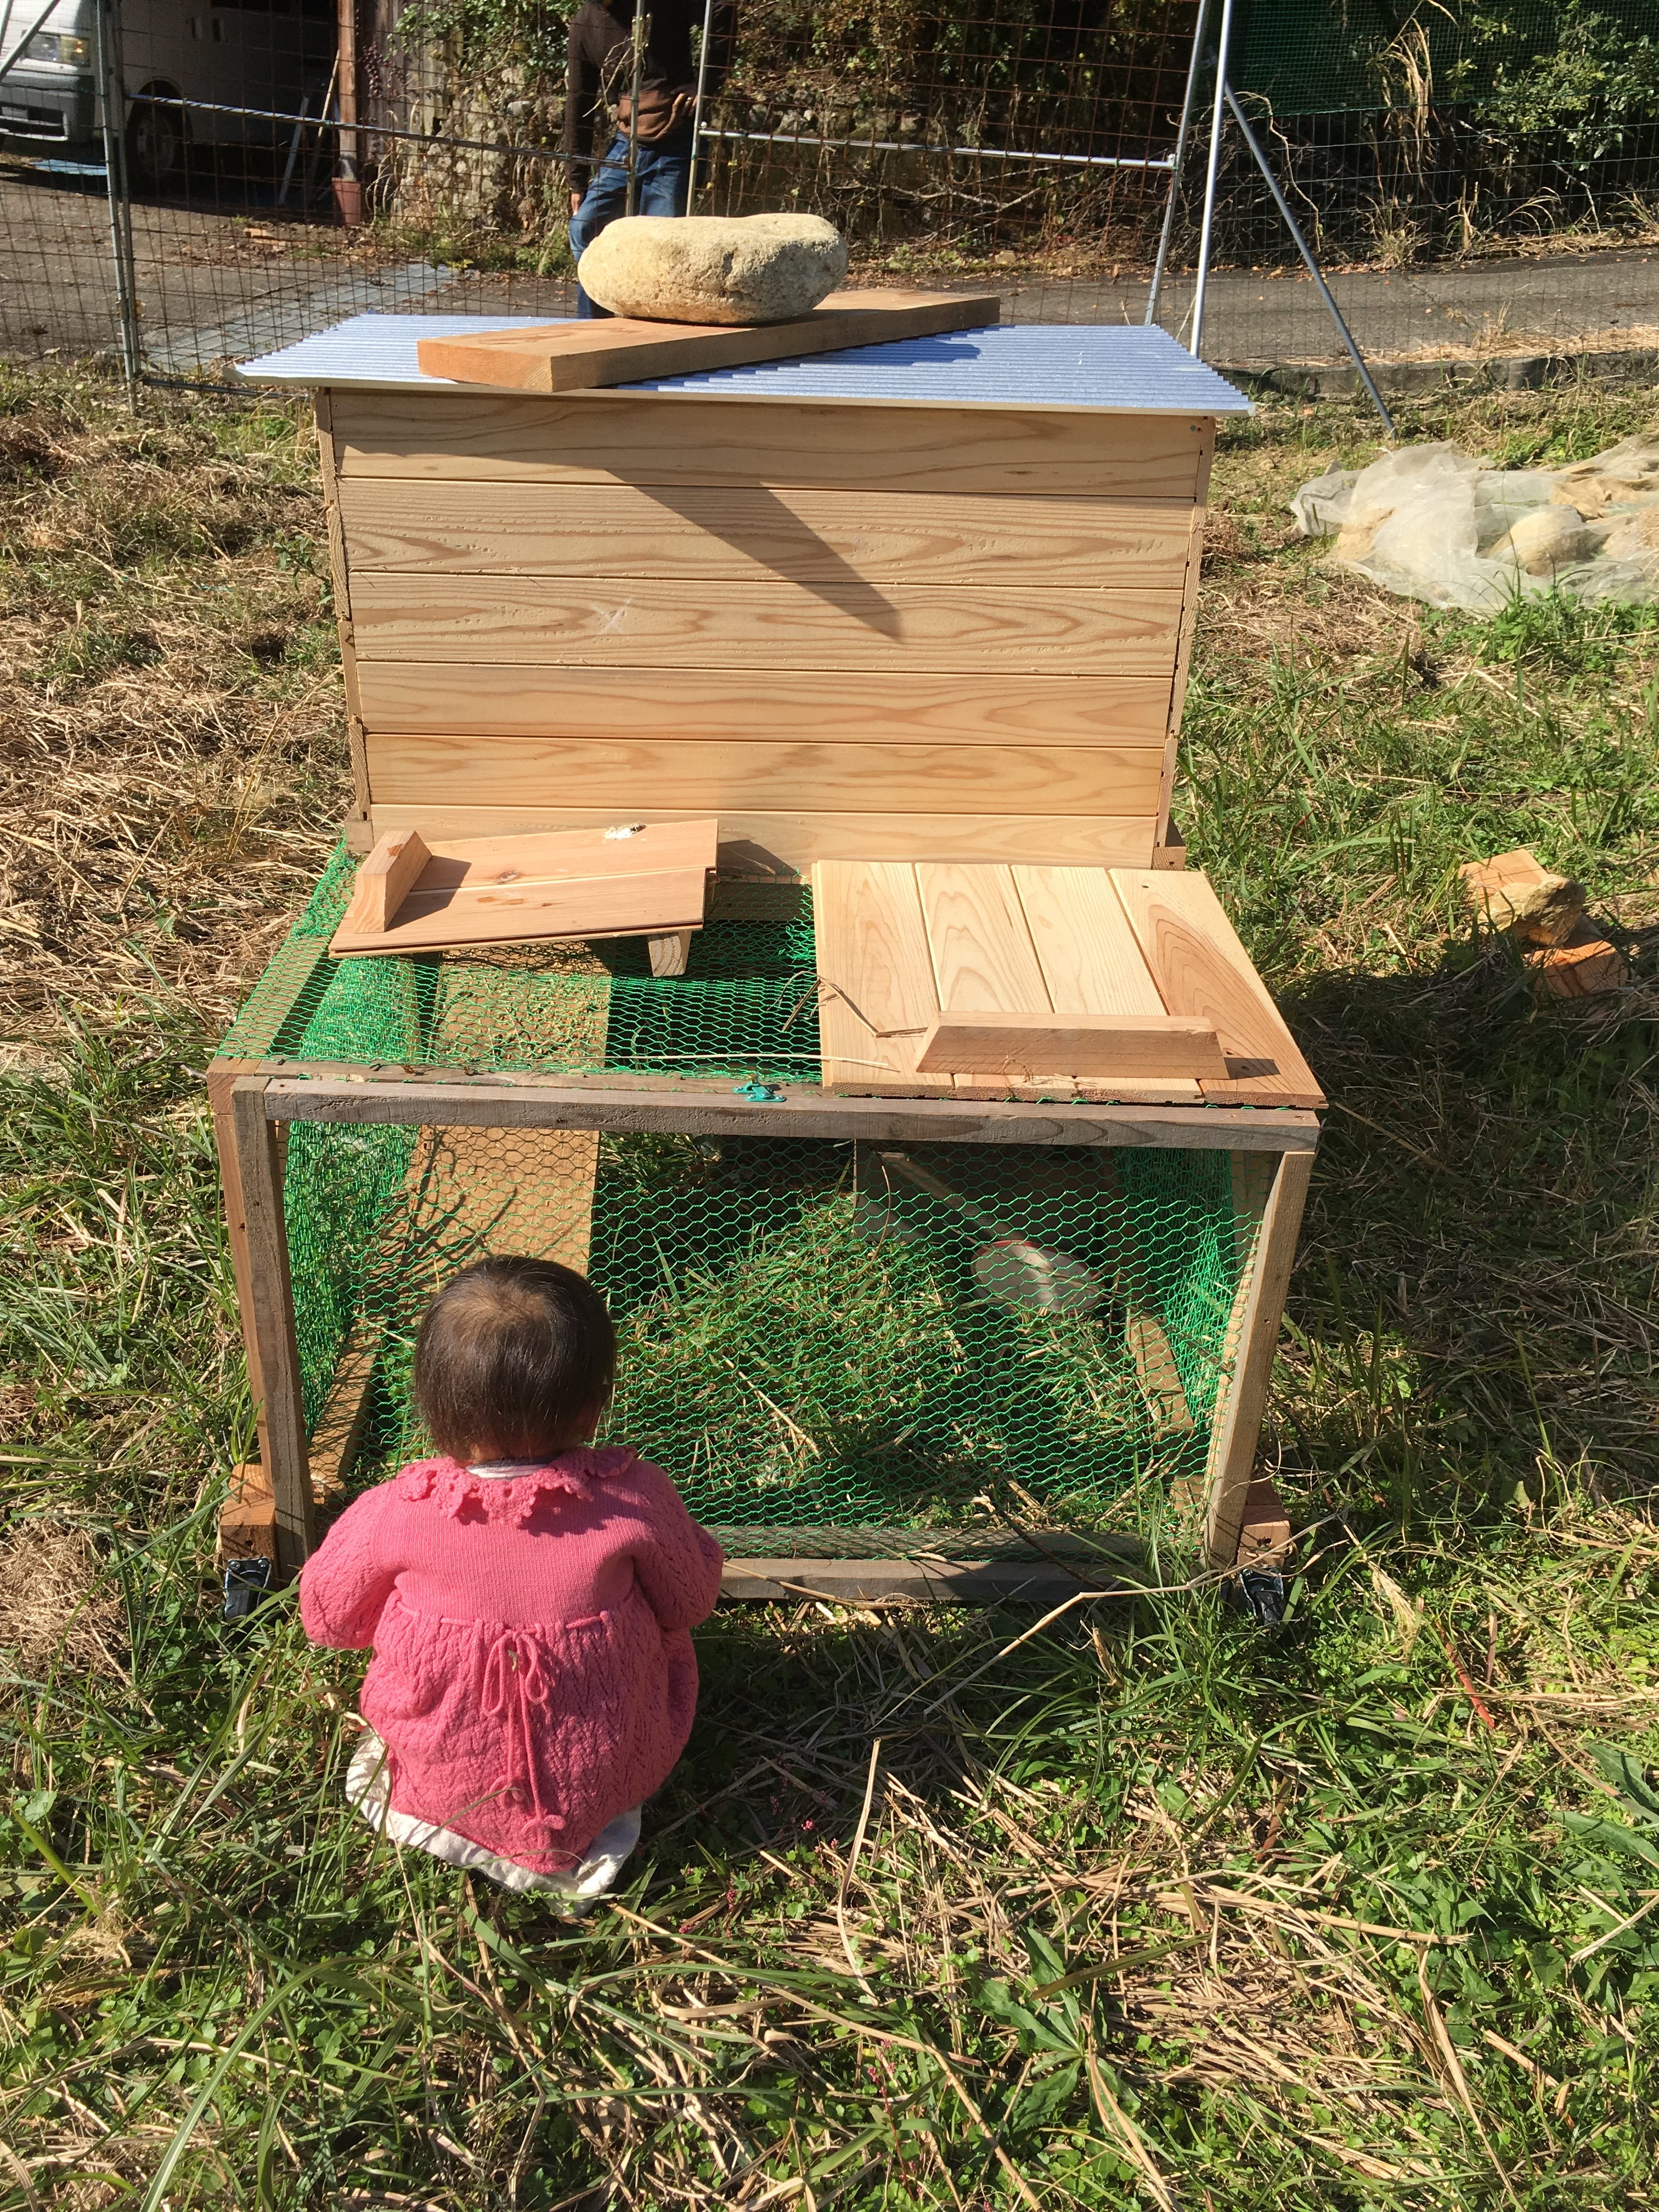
[1291,436,1659,611]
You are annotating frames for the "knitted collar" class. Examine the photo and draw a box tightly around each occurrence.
[393,1447,637,1524]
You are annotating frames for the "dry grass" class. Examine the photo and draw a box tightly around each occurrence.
[0,369,345,1039]
[0,1523,126,1678]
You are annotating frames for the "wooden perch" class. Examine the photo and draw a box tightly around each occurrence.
[914,1011,1228,1079]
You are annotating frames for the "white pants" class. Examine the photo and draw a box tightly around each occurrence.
[346,1729,641,1899]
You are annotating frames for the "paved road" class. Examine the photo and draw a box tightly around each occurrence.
[1007,249,1659,365]
[4,156,1657,373]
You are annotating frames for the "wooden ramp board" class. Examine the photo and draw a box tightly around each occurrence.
[307,1319,383,1503]
[812,860,1324,1108]
[330,820,717,958]
[408,1125,602,1273]
[415,289,1001,396]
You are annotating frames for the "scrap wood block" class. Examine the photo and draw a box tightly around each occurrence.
[218,1462,276,1564]
[1460,847,1585,945]
[330,819,717,958]
[1527,918,1628,1000]
[414,289,1000,396]
[914,1010,1227,1079]
[1233,1477,1292,1571]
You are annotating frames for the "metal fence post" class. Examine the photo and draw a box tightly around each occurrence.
[92,0,140,394]
[1144,0,1209,331]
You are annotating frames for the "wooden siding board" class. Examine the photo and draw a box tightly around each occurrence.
[335,482,1195,588]
[353,666,1172,749]
[330,391,1207,499]
[365,733,1166,818]
[347,573,1184,677]
[367,805,1161,874]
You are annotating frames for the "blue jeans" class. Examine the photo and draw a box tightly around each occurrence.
[569,131,693,316]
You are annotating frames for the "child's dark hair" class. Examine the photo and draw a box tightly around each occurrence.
[414,1257,617,1463]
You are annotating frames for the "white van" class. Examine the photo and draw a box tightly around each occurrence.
[0,0,335,183]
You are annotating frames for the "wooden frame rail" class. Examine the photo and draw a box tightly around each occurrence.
[259,1073,1318,1152]
[216,1055,1317,1592]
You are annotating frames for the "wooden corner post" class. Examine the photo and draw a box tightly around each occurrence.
[1199,1147,1315,1571]
[229,1076,316,1572]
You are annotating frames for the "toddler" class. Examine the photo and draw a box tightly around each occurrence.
[300,1256,724,1900]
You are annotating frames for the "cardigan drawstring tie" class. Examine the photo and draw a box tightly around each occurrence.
[482,1629,560,1827]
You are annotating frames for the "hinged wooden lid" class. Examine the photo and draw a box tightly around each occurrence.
[811,859,1324,1108]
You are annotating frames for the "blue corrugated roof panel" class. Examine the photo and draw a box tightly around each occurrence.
[239,313,560,388]
[238,311,1249,413]
[633,323,1249,411]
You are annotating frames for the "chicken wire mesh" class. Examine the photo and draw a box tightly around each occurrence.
[219,843,826,1087]
[223,846,1256,1541]
[282,1118,1249,1538]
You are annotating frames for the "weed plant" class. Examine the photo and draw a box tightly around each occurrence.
[0,366,1656,2205]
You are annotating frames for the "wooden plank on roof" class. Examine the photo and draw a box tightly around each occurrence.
[336,482,1195,588]
[347,573,1184,676]
[415,289,1001,394]
[365,732,1167,819]
[329,391,1207,499]
[1013,864,1177,1019]
[1109,870,1326,1109]
[369,805,1162,874]
[811,859,1231,1102]
[812,860,952,1097]
[352,664,1172,747]
[915,862,1063,1097]
[916,862,1048,1015]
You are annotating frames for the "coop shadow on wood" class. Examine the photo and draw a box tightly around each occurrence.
[214,309,1323,1604]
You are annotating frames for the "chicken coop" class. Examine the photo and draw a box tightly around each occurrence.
[213,309,1321,1602]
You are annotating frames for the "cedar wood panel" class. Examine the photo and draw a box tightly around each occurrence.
[317,390,1216,870]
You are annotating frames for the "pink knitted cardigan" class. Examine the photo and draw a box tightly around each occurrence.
[298,1447,724,1876]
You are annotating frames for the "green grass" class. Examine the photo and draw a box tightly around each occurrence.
[1,366,1657,2207]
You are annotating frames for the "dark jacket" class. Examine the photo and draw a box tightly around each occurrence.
[565,0,737,192]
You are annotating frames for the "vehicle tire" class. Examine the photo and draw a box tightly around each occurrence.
[126,89,184,187]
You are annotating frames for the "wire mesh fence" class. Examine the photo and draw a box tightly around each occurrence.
[3,1,1658,383]
[257,854,1249,1537]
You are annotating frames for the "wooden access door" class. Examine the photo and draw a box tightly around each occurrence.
[318,387,1214,876]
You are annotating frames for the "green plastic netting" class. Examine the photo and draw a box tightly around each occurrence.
[227,849,1256,1539]
[221,843,824,1087]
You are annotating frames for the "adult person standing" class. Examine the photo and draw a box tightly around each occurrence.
[565,0,737,317]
